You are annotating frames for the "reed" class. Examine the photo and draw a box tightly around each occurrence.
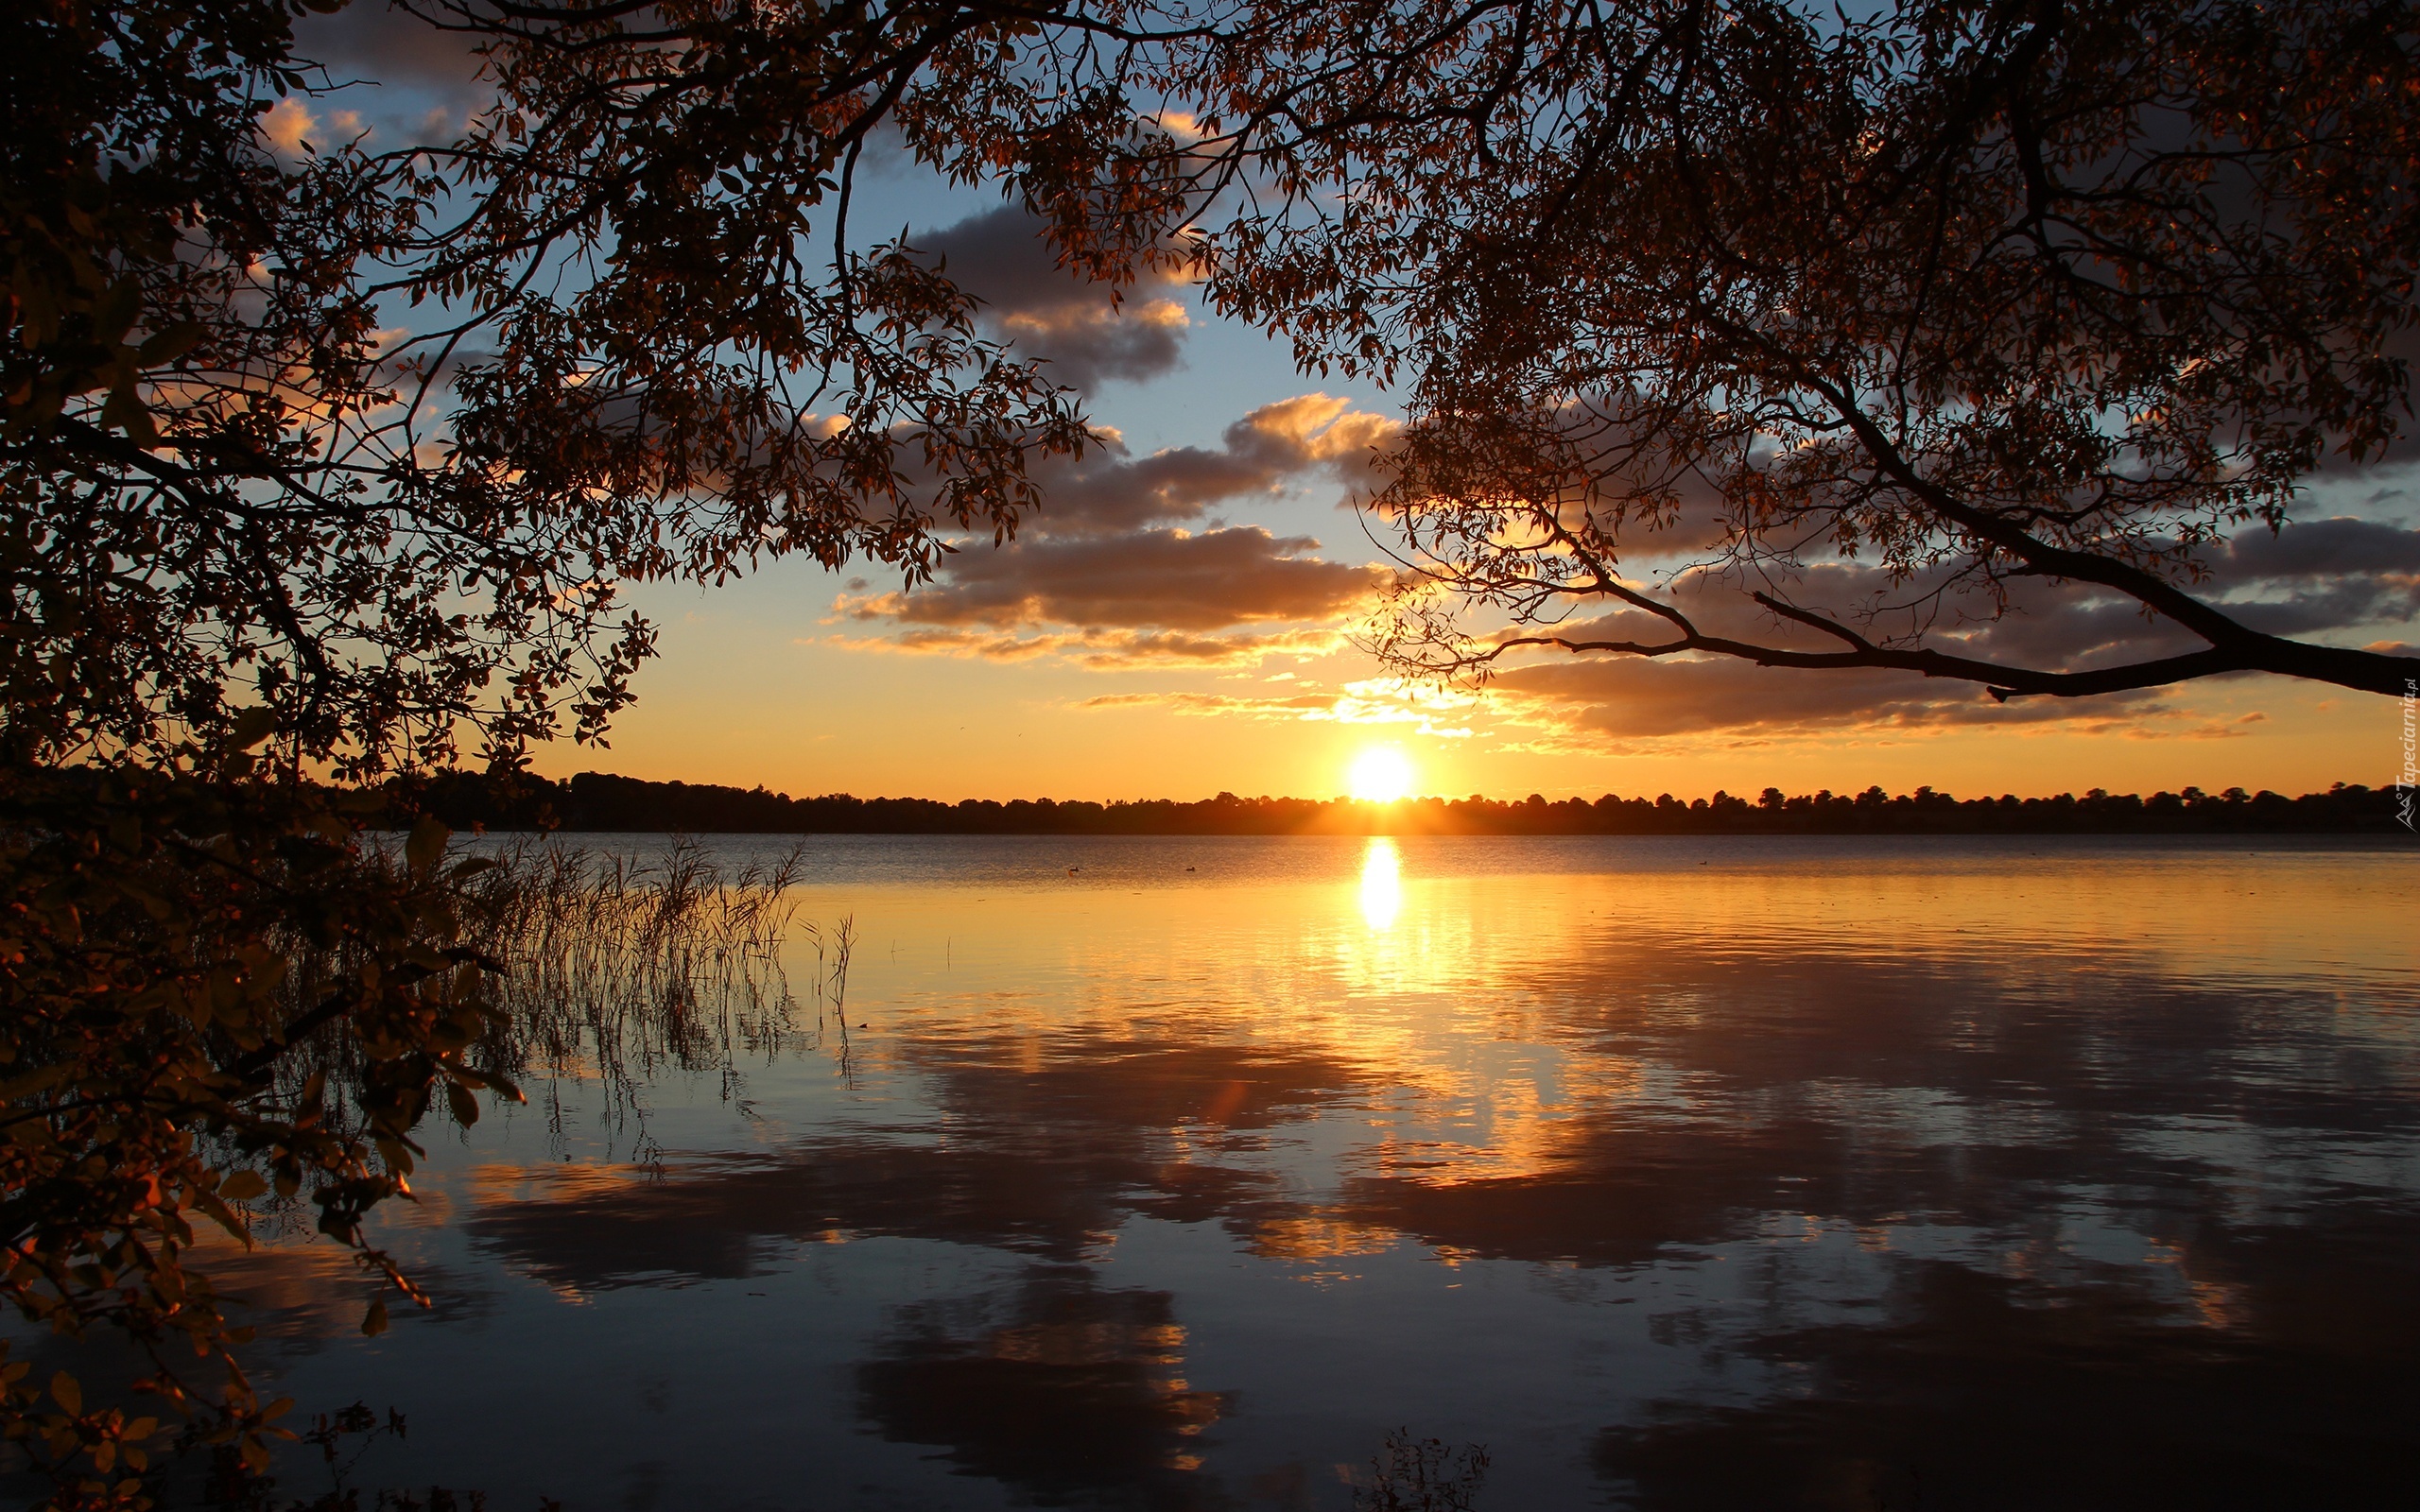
[441,836,856,1154]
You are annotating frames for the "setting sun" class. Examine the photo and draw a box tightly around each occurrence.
[1346,746,1416,803]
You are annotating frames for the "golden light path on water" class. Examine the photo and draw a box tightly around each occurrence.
[1357,836,1402,931]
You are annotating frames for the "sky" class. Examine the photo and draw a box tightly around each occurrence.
[293,5,2420,805]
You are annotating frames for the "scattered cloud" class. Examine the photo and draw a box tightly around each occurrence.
[1080,678,1477,736]
[293,2,494,94]
[823,625,1346,669]
[261,98,319,155]
[839,526,1384,633]
[1389,512,2420,740]
[1482,652,2175,742]
[827,393,1401,667]
[915,205,1203,393]
[1011,392,1395,537]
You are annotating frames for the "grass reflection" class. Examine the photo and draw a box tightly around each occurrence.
[235,838,2419,1512]
[453,837,855,1160]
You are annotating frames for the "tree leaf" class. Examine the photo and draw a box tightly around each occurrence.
[0,1063,71,1103]
[99,377,158,447]
[361,1299,389,1337]
[217,1170,268,1201]
[94,279,141,346]
[230,706,278,749]
[136,320,207,366]
[406,816,450,875]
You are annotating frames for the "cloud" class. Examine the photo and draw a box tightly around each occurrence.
[916,205,1202,393]
[292,2,493,94]
[261,97,319,155]
[841,526,1384,633]
[1081,690,1340,716]
[2216,516,2420,578]
[1023,393,1397,537]
[828,394,1401,667]
[2198,516,2420,640]
[1483,653,2177,742]
[1401,512,2420,740]
[1081,678,1478,736]
[828,625,1347,669]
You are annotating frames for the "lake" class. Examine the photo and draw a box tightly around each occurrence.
[212,834,2419,1510]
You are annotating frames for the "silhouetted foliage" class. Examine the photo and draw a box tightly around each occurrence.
[1,0,1112,1499]
[7,0,2414,1501]
[0,765,512,1506]
[404,769,2408,836]
[1215,0,2420,700]
[3,0,1101,776]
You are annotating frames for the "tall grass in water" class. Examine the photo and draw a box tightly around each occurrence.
[452,837,853,1160]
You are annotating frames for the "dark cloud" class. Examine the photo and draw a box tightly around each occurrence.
[1029,393,1396,536]
[1462,516,2420,738]
[2200,516,2420,640]
[290,1,493,121]
[856,1267,1231,1506]
[464,1040,1365,1284]
[832,394,1398,664]
[845,526,1382,633]
[1615,518,2419,653]
[916,205,1201,393]
[2216,516,2420,577]
[1486,652,2172,741]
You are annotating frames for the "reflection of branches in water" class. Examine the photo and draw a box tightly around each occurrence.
[450,837,852,1161]
[1356,1430,1491,1512]
[204,1400,543,1512]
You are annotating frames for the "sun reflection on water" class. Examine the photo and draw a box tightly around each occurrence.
[233,837,2420,1512]
[1358,837,1402,930]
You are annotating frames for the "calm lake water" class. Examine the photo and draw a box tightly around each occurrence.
[215,834,2418,1510]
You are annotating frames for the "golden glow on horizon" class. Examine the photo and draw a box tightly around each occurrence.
[1347,746,1416,803]
[1358,837,1402,931]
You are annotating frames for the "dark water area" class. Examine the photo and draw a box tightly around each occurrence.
[201,835,2417,1509]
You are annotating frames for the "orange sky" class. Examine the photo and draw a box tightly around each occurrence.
[531,212,2418,807]
[524,290,2415,805]
[292,7,2420,806]
[536,552,2410,804]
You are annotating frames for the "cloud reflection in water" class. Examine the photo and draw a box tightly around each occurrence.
[246,837,2419,1511]
[856,1265,1229,1505]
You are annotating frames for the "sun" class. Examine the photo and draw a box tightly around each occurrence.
[1346,746,1416,804]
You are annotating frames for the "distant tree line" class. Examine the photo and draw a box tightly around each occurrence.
[401,770,2411,836]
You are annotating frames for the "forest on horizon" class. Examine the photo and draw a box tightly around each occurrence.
[397,769,2411,836]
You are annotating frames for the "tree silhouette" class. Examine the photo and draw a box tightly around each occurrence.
[5,0,2415,1501]
[0,0,1123,1501]
[1204,0,2420,700]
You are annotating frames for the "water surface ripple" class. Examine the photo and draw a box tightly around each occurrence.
[225,835,2419,1510]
